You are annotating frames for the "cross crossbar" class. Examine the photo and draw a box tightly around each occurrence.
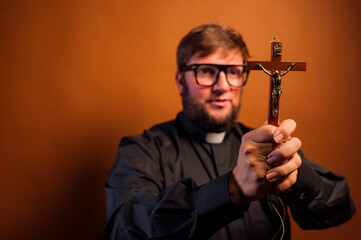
[247,61,306,71]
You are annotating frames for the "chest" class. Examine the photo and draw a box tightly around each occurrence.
[160,135,241,187]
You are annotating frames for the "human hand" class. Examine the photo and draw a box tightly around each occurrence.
[229,119,302,206]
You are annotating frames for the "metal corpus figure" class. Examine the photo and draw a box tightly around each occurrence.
[246,38,306,126]
[257,63,295,120]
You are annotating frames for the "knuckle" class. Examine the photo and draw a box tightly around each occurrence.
[242,144,257,155]
[242,132,250,140]
[241,133,250,143]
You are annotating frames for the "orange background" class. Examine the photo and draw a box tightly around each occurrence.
[1,1,360,239]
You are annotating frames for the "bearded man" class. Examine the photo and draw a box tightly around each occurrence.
[103,23,355,240]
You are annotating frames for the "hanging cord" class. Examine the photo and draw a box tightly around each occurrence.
[270,196,286,240]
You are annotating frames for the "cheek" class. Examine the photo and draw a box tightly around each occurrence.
[194,88,210,99]
[231,89,242,104]
[186,79,211,101]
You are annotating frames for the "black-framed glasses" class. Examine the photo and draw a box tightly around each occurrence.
[182,64,249,87]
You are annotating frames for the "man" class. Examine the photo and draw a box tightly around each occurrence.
[103,23,355,239]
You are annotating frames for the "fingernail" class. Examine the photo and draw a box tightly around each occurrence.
[267,156,277,165]
[266,171,277,182]
[274,134,284,143]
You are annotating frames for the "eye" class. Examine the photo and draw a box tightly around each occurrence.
[227,67,242,76]
[197,66,217,76]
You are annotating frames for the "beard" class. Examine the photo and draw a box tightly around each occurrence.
[181,81,241,132]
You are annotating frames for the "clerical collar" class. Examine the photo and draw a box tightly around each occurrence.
[179,113,227,144]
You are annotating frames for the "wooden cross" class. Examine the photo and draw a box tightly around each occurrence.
[247,37,307,126]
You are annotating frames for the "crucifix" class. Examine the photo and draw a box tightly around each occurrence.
[247,37,307,126]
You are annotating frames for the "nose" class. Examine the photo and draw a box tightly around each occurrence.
[212,70,230,92]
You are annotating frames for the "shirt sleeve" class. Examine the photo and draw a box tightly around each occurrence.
[280,150,356,229]
[103,132,248,240]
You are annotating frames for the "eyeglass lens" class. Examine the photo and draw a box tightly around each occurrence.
[196,65,246,87]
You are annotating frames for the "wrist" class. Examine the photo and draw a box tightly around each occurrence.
[229,171,250,206]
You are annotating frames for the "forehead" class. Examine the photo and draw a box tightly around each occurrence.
[188,48,244,65]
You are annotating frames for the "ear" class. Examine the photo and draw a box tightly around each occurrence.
[175,70,184,94]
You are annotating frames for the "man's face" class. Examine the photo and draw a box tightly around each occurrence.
[176,48,244,132]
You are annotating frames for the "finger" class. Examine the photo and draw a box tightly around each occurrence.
[273,119,297,143]
[266,153,302,182]
[271,170,298,194]
[245,124,277,143]
[267,137,302,166]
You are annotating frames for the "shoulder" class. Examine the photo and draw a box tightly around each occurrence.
[119,117,181,150]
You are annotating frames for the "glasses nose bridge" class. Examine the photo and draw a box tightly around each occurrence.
[213,65,231,90]
[215,65,229,84]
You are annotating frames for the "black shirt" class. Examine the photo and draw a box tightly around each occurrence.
[103,113,355,239]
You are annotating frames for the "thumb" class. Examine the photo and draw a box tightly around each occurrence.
[246,125,277,143]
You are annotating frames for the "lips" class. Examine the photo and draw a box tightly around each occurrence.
[207,98,230,108]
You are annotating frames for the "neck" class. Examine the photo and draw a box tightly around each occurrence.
[179,112,227,144]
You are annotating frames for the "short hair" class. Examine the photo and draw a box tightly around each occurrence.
[176,23,250,71]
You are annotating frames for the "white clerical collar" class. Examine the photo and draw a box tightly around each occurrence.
[179,113,227,144]
[205,132,226,144]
